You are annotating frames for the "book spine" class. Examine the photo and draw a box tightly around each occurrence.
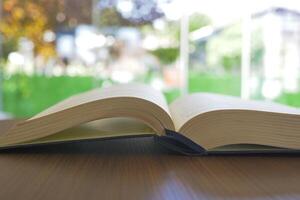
[155,130,207,155]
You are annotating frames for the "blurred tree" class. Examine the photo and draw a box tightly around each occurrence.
[206,23,242,73]
[0,0,94,60]
[147,13,212,43]
[0,0,55,59]
[146,13,212,65]
[189,13,211,32]
[97,0,164,26]
[98,8,132,27]
[150,47,179,65]
[206,22,263,73]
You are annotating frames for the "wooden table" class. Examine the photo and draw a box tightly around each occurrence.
[0,137,299,200]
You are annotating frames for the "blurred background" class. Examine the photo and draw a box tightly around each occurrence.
[1,0,300,118]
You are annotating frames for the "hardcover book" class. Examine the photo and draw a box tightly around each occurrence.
[1,83,300,155]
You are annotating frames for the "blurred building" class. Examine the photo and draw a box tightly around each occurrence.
[256,8,300,96]
[191,7,300,99]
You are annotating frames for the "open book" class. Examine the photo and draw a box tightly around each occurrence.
[1,83,300,155]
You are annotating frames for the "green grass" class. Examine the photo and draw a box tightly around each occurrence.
[277,92,300,108]
[164,72,241,103]
[3,74,99,117]
[189,73,240,96]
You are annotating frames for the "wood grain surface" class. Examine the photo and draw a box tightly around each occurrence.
[0,137,299,200]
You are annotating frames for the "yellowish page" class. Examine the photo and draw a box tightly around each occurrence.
[169,93,300,131]
[33,83,171,119]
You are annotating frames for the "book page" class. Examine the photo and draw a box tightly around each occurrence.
[169,93,300,131]
[33,83,171,119]
[25,118,155,145]
[0,83,174,148]
[169,93,300,151]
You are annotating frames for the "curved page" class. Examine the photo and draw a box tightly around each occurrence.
[170,93,300,150]
[0,84,174,147]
